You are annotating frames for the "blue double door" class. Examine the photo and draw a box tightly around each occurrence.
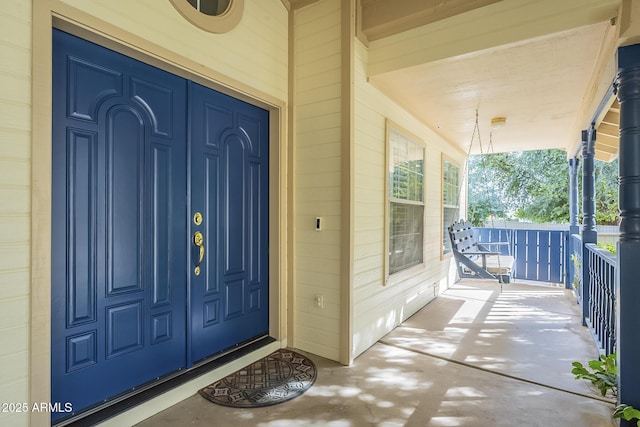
[51,30,269,420]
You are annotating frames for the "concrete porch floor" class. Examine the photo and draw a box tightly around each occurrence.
[136,280,616,426]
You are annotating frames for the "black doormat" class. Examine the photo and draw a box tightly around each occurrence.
[199,349,317,408]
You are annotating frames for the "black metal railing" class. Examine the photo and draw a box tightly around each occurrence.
[585,243,617,355]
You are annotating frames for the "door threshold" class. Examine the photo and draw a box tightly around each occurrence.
[54,336,276,427]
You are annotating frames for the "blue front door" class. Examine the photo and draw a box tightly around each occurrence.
[189,83,270,363]
[51,30,269,421]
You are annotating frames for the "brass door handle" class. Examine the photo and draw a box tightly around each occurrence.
[193,231,204,275]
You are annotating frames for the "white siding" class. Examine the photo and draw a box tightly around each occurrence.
[293,0,343,361]
[352,40,464,358]
[0,1,31,426]
[58,0,289,101]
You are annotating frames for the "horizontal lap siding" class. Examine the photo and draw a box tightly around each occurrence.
[352,40,463,358]
[0,2,31,427]
[293,0,342,361]
[59,0,289,101]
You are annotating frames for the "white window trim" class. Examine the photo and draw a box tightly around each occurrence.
[384,119,427,285]
[441,155,461,259]
[169,0,244,33]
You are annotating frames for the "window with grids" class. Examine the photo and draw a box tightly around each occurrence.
[388,126,425,274]
[186,0,230,15]
[169,0,243,33]
[442,159,460,255]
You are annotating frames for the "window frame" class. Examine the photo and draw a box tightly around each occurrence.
[384,119,427,284]
[169,0,244,33]
[441,155,461,258]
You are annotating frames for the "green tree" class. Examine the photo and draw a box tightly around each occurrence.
[595,159,619,225]
[513,150,570,223]
[468,149,619,225]
[468,198,505,226]
[467,153,517,224]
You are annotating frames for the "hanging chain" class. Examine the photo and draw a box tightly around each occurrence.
[480,128,509,286]
[453,110,483,220]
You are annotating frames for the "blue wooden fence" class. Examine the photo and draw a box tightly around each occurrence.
[476,227,567,283]
[476,227,617,355]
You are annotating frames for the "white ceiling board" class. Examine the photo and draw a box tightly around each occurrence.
[369,21,612,155]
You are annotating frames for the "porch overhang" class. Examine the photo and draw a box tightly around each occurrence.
[356,0,632,157]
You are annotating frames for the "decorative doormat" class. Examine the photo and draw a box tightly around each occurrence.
[199,349,317,408]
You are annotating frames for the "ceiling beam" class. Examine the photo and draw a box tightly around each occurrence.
[601,109,620,126]
[288,0,320,11]
[620,0,640,46]
[595,139,620,154]
[596,132,620,149]
[367,0,620,77]
[610,99,620,113]
[595,130,620,162]
[595,150,617,162]
[359,0,500,43]
[597,122,620,137]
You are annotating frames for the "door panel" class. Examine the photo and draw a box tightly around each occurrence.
[107,106,144,296]
[189,83,270,363]
[52,30,187,420]
[225,135,247,274]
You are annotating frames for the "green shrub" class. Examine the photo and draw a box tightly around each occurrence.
[571,352,617,396]
[597,241,617,255]
[572,353,640,426]
[570,253,580,291]
[614,405,640,426]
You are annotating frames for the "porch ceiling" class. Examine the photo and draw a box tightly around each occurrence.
[360,0,622,158]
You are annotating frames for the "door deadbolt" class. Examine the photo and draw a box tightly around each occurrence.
[193,212,203,225]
